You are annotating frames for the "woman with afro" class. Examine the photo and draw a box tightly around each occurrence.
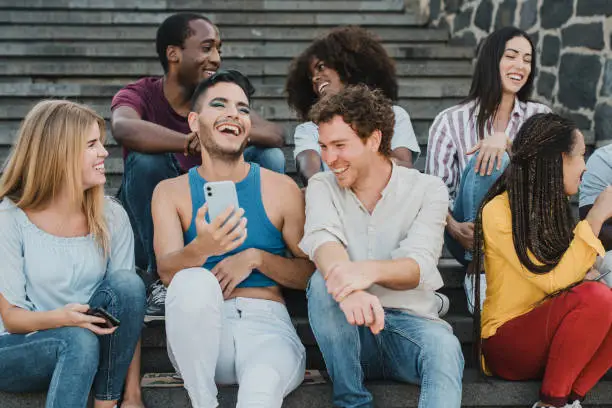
[285,26,421,184]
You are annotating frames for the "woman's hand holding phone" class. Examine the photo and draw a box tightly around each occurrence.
[60,304,117,336]
[193,203,248,257]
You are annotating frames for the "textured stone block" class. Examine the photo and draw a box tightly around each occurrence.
[474,0,493,32]
[536,71,556,100]
[540,0,573,29]
[453,6,473,33]
[601,59,612,97]
[595,103,612,142]
[558,53,601,110]
[444,0,464,13]
[541,35,560,67]
[494,0,517,30]
[519,0,538,30]
[576,0,612,16]
[561,22,605,50]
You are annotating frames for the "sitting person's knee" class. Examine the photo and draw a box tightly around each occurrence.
[104,271,146,303]
[167,267,222,311]
[572,281,612,310]
[59,327,101,367]
[468,151,510,178]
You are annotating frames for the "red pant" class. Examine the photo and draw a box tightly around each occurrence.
[482,282,612,407]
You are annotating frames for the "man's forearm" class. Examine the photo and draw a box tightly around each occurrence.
[157,242,209,286]
[296,151,323,183]
[367,258,420,290]
[390,148,413,169]
[249,113,285,147]
[113,118,188,153]
[313,242,350,278]
[254,249,315,290]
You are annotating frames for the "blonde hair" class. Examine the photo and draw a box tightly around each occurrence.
[0,100,109,254]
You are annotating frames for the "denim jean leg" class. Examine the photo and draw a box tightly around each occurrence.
[243,145,286,174]
[89,271,146,400]
[119,151,181,283]
[380,311,464,408]
[0,327,100,408]
[306,271,374,408]
[454,153,509,262]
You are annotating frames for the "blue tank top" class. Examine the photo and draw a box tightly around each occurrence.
[184,164,285,287]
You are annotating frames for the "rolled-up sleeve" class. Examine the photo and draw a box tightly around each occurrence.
[293,122,321,159]
[0,204,33,311]
[580,148,612,207]
[299,175,347,260]
[390,177,448,290]
[391,106,421,156]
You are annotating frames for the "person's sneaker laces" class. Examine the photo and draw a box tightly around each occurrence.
[144,280,167,323]
[435,292,450,317]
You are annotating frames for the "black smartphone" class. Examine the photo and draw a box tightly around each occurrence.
[86,307,121,328]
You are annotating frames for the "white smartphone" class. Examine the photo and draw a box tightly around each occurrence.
[203,181,240,224]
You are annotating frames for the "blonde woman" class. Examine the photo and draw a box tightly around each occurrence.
[0,100,145,408]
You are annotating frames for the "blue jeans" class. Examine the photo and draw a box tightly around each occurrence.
[243,145,286,174]
[307,272,464,408]
[119,147,285,282]
[0,271,145,407]
[445,153,509,266]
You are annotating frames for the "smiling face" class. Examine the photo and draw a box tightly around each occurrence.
[81,122,108,191]
[173,19,222,90]
[562,130,586,196]
[188,81,252,162]
[499,36,533,96]
[318,115,380,188]
[310,58,344,98]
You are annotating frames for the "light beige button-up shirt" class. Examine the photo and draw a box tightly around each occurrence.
[300,163,449,321]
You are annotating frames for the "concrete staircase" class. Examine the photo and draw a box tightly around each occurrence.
[0,0,474,193]
[0,1,610,407]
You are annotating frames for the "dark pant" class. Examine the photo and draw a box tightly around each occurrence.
[0,271,146,407]
[118,152,182,284]
[483,282,612,407]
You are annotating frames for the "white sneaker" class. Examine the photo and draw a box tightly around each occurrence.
[435,292,450,317]
[565,401,582,408]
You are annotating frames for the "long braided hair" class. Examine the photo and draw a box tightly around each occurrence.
[469,113,579,368]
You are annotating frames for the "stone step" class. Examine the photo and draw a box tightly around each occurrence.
[0,10,423,26]
[0,0,409,12]
[0,117,436,147]
[2,370,611,408]
[0,25,450,43]
[0,96,463,122]
[0,78,471,99]
[138,317,470,374]
[0,42,474,60]
[0,59,474,78]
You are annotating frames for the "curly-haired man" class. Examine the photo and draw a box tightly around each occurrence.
[285,26,420,184]
[299,85,463,408]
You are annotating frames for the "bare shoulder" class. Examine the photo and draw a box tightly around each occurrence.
[260,167,302,197]
[153,173,189,203]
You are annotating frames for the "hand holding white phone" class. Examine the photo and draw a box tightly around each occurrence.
[192,181,248,257]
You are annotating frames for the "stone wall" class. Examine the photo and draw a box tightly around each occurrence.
[427,0,612,146]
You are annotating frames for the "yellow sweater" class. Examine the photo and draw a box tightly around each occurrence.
[481,192,605,339]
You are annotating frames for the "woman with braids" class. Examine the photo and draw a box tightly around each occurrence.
[471,113,612,408]
[286,25,421,184]
[425,26,550,314]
